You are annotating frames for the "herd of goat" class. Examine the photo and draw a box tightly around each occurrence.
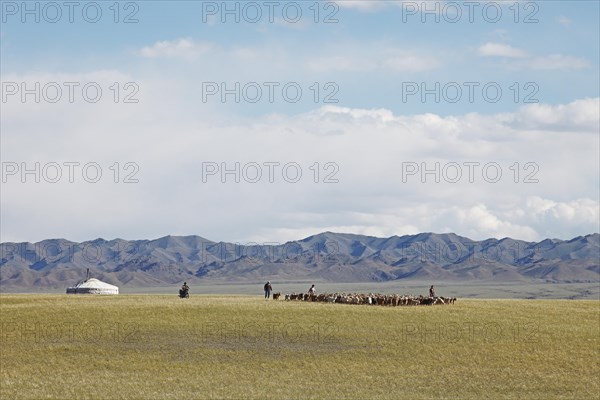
[271,292,457,306]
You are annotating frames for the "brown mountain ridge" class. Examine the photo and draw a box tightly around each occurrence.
[1,232,598,290]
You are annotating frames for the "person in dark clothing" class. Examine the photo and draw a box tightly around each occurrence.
[429,285,435,298]
[180,282,190,298]
[264,281,272,299]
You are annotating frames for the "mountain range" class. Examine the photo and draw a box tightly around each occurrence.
[1,232,598,290]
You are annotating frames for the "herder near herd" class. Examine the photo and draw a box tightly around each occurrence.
[179,281,456,306]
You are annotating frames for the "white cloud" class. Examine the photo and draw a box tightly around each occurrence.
[510,98,600,131]
[138,38,212,59]
[312,105,396,122]
[556,16,573,27]
[478,42,528,58]
[454,204,539,241]
[2,70,598,242]
[134,38,439,79]
[478,42,589,70]
[525,197,600,237]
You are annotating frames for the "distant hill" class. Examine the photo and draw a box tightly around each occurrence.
[1,232,598,290]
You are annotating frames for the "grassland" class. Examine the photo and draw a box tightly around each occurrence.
[1,295,599,399]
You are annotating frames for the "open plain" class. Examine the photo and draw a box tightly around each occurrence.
[1,294,598,399]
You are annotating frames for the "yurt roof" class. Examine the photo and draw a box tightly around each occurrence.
[71,278,118,290]
[67,278,119,294]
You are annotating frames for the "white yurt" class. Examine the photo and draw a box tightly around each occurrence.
[66,270,119,294]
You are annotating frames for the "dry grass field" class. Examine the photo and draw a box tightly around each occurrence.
[1,295,599,399]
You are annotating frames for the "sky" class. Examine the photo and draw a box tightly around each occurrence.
[1,0,599,244]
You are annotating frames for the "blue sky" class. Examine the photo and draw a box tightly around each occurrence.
[2,1,598,114]
[1,1,599,243]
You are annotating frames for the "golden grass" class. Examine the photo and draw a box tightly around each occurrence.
[1,295,598,399]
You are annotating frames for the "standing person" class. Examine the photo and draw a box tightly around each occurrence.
[429,285,435,298]
[264,281,272,299]
[308,284,316,295]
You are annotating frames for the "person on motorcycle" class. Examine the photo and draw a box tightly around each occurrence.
[180,282,190,298]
